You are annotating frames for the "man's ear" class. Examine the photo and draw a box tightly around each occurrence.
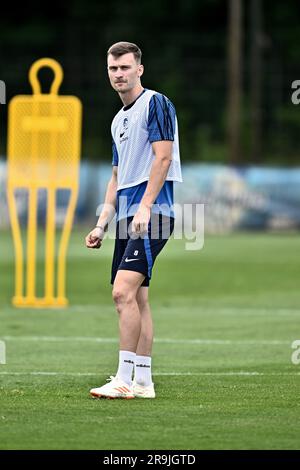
[138,64,144,77]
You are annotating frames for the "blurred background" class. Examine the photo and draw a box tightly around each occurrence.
[0,0,300,231]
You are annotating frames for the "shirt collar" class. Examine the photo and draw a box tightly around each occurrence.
[123,88,147,111]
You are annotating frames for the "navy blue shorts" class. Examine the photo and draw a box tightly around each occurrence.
[111,214,175,287]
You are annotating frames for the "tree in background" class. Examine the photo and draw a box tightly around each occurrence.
[227,0,242,164]
[0,0,299,165]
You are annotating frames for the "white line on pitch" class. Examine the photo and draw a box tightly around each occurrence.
[2,304,299,315]
[68,305,300,315]
[0,371,300,377]
[1,336,290,345]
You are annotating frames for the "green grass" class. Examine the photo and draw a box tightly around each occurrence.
[1,229,300,449]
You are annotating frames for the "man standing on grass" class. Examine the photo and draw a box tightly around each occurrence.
[85,42,182,399]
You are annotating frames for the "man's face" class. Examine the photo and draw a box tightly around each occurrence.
[107,52,143,93]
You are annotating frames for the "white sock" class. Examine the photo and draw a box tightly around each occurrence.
[134,355,152,386]
[116,350,136,386]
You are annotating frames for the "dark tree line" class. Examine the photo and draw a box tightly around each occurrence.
[0,0,299,164]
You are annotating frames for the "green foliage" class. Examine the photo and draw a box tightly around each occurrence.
[0,0,299,163]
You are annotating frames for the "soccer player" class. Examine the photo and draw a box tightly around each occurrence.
[85,42,182,399]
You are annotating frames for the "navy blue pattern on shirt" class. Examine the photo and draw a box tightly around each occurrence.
[112,139,118,166]
[148,93,176,143]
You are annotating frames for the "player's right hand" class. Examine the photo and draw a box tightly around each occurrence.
[85,227,104,249]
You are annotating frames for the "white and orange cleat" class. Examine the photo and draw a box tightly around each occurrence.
[90,376,134,399]
[133,381,156,398]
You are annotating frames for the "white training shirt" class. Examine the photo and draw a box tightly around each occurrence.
[111,89,182,191]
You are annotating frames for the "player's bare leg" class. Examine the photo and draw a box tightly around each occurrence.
[136,286,153,356]
[133,285,155,398]
[112,269,145,351]
[89,269,144,399]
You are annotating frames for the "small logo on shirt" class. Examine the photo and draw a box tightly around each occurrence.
[120,117,129,142]
[123,117,129,130]
[125,257,140,263]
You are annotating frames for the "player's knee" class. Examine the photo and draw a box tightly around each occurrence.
[112,286,134,311]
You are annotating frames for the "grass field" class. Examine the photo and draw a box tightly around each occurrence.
[0,229,300,449]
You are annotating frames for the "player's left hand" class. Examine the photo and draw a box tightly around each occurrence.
[132,204,151,234]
